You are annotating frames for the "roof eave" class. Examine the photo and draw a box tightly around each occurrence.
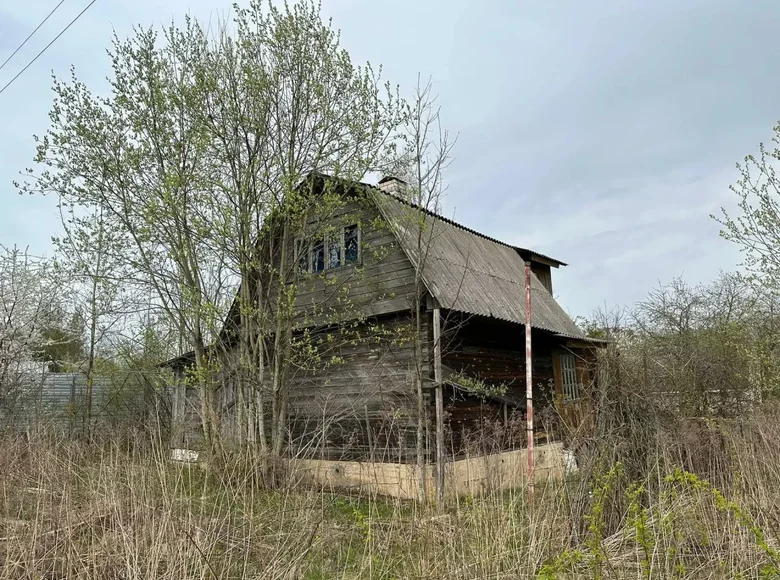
[514,249,567,268]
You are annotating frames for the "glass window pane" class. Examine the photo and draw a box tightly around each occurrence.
[345,224,359,264]
[327,231,342,269]
[311,239,324,273]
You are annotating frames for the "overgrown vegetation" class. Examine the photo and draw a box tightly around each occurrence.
[8,1,780,578]
[6,389,780,578]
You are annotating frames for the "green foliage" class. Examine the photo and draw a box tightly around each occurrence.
[21,0,407,449]
[584,462,623,579]
[665,468,780,573]
[536,463,623,579]
[626,482,654,579]
[450,372,508,400]
[717,125,780,286]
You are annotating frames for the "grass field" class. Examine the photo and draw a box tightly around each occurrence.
[3,408,780,579]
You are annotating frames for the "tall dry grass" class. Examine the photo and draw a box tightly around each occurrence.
[3,410,780,578]
[5,340,780,578]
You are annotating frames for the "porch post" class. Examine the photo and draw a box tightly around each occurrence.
[433,307,445,504]
[525,261,534,504]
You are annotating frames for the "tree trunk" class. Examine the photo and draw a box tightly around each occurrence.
[193,325,215,447]
[271,220,291,457]
[414,292,427,502]
[85,276,99,437]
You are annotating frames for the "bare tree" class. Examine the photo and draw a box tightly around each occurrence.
[384,76,456,500]
[52,203,136,430]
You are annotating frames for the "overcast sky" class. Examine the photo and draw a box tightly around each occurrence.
[1,0,776,319]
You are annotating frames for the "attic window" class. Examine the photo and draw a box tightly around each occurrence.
[297,224,360,273]
[560,353,580,401]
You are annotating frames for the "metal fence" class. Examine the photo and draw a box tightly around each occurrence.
[1,369,169,433]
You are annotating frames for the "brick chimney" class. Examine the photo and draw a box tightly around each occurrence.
[377,176,407,196]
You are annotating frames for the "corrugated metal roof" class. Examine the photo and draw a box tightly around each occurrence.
[367,183,566,267]
[375,192,585,339]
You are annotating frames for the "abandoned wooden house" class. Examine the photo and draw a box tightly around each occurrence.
[165,173,600,461]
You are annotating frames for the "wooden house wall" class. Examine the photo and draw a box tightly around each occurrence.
[441,316,558,403]
[213,192,432,460]
[531,263,553,294]
[285,312,431,461]
[213,312,430,461]
[551,343,599,431]
[263,196,422,326]
[216,189,432,459]
[439,315,562,455]
[204,187,591,461]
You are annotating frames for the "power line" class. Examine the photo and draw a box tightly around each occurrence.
[0,0,98,97]
[0,0,66,72]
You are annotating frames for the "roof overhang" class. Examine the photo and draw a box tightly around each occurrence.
[158,350,196,369]
[515,249,567,268]
[559,335,611,348]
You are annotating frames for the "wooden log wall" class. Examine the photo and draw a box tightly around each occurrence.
[213,188,433,459]
[211,311,429,461]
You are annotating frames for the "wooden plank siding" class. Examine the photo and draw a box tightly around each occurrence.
[441,316,558,405]
[552,344,598,432]
[285,312,431,461]
[286,197,420,326]
[531,263,553,295]
[216,193,434,460]
[215,312,431,461]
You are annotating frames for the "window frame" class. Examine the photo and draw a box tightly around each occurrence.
[295,223,361,274]
[560,352,581,402]
[343,223,360,265]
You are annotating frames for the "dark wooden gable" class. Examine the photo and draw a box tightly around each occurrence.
[218,175,421,338]
[288,192,419,326]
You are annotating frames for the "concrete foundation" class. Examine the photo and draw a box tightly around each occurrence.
[290,442,565,500]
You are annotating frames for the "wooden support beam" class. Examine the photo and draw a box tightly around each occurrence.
[433,307,445,504]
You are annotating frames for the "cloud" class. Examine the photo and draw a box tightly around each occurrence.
[1,0,778,317]
[428,0,780,315]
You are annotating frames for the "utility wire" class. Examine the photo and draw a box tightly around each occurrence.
[0,0,66,72]
[0,0,98,97]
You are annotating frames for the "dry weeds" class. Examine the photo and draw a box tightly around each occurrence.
[2,407,780,578]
